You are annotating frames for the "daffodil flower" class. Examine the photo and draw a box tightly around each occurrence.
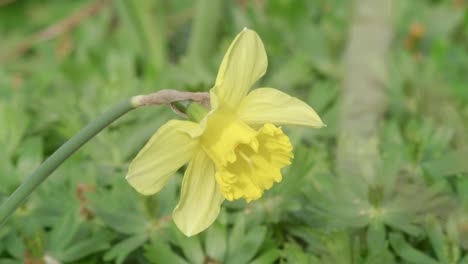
[126,28,325,236]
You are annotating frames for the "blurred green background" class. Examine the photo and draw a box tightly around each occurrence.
[1,0,468,263]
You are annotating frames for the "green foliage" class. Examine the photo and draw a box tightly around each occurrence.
[1,0,468,263]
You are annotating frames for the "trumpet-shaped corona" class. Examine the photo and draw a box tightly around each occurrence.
[201,110,292,202]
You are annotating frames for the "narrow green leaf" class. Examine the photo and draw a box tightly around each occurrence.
[144,237,188,264]
[55,231,112,262]
[48,210,80,252]
[204,222,226,262]
[459,254,468,264]
[389,233,439,264]
[226,226,267,264]
[172,228,204,264]
[282,242,319,264]
[4,232,24,260]
[93,206,147,235]
[0,104,29,158]
[0,258,21,264]
[426,216,449,263]
[226,215,246,255]
[0,228,8,254]
[16,137,43,180]
[250,248,281,264]
[104,234,148,264]
[365,222,395,264]
[367,222,386,254]
[422,150,468,177]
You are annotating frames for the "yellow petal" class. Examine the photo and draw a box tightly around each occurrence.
[126,120,199,195]
[173,150,224,237]
[238,88,325,128]
[212,28,268,108]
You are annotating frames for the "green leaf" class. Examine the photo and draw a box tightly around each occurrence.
[425,216,449,263]
[459,254,468,264]
[282,242,319,264]
[92,206,147,235]
[322,232,354,264]
[16,137,43,180]
[0,228,8,254]
[389,233,439,264]
[104,234,148,264]
[250,248,281,264]
[4,232,24,260]
[225,225,267,264]
[367,222,386,253]
[226,215,246,254]
[48,210,81,252]
[422,150,468,177]
[0,158,17,192]
[0,259,22,264]
[365,222,394,264]
[144,237,188,264]
[204,222,226,262]
[172,227,204,264]
[0,103,29,158]
[54,231,112,262]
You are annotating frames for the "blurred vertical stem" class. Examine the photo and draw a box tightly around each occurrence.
[187,0,223,67]
[336,0,393,177]
[116,0,167,75]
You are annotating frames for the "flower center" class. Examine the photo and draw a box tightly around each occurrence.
[200,111,293,202]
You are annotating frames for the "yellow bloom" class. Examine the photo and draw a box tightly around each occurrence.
[126,29,325,236]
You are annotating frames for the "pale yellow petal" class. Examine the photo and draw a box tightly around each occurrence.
[126,120,199,195]
[212,28,268,108]
[238,88,325,128]
[173,150,223,237]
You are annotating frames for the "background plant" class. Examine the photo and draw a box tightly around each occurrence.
[1,0,468,263]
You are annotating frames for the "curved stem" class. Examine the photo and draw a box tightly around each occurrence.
[0,98,137,226]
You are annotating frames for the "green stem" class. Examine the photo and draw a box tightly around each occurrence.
[172,101,208,122]
[0,98,136,226]
[186,103,209,122]
[187,0,223,67]
[171,101,189,114]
